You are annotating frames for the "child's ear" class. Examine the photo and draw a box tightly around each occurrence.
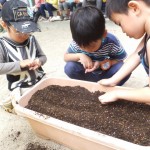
[0,20,7,29]
[103,30,107,38]
[128,1,140,14]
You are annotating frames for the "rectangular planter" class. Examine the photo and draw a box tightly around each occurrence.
[13,77,150,150]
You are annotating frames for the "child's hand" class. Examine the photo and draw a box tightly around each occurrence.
[98,91,118,104]
[98,78,117,86]
[78,54,93,69]
[20,59,35,68]
[85,61,100,73]
[29,59,41,70]
[20,59,41,70]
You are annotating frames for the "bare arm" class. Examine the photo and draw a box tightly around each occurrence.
[99,37,145,86]
[99,36,150,104]
[64,52,93,69]
[64,52,81,62]
[99,86,150,104]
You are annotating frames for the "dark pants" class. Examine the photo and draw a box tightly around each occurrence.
[69,2,82,12]
[33,8,41,23]
[40,3,57,17]
[64,61,131,86]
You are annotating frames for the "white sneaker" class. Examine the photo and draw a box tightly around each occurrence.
[38,17,48,22]
[55,16,62,21]
[49,16,56,22]
[49,16,62,22]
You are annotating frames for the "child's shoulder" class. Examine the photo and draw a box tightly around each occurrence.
[106,32,118,39]
[105,32,120,43]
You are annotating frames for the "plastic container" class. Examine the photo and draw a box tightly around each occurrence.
[13,77,150,150]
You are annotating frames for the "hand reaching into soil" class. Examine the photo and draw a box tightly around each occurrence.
[98,91,118,104]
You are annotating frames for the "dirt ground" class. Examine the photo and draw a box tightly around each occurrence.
[0,20,148,150]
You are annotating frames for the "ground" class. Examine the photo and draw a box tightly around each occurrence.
[0,20,148,150]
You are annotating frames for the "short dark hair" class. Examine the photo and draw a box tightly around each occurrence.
[70,6,105,47]
[106,0,150,19]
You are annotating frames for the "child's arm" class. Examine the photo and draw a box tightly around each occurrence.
[34,37,47,66]
[99,37,145,86]
[98,86,150,104]
[98,37,150,104]
[64,52,93,69]
[64,43,94,69]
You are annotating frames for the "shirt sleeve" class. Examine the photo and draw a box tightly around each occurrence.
[33,36,47,66]
[67,41,80,53]
[0,42,21,75]
[106,33,127,60]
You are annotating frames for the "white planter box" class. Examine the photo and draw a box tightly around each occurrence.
[13,77,150,150]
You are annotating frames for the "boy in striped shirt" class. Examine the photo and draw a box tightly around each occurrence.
[64,6,130,85]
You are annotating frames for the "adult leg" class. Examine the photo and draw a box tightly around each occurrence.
[76,2,82,9]
[96,0,102,10]
[39,4,47,18]
[45,2,57,17]
[63,2,70,20]
[70,2,76,14]
[58,2,64,20]
[33,8,41,23]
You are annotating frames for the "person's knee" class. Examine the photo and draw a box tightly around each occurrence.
[64,62,76,76]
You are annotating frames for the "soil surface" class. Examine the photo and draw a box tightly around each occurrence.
[26,85,150,146]
[25,142,48,150]
[25,142,56,150]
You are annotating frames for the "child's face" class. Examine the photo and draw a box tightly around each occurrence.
[7,25,30,43]
[111,12,145,39]
[80,39,102,52]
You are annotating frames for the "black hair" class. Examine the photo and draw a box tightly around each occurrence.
[106,0,150,19]
[70,6,105,47]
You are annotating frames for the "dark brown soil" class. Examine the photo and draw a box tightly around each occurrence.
[26,85,150,146]
[25,143,48,150]
[25,142,55,150]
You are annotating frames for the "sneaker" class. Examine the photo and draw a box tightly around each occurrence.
[49,16,55,22]
[38,17,48,22]
[49,16,63,22]
[64,16,70,20]
[0,88,21,113]
[1,96,14,113]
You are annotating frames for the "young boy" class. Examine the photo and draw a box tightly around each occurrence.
[98,0,150,104]
[0,0,47,112]
[64,6,130,85]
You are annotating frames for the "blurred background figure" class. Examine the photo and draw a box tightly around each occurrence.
[0,0,6,32]
[58,0,70,20]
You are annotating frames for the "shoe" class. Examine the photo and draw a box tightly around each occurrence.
[49,16,55,22]
[49,16,63,22]
[64,16,70,20]
[38,17,48,22]
[0,88,21,114]
[1,96,14,113]
[55,16,63,21]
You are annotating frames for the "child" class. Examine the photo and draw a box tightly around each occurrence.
[64,6,130,85]
[0,0,47,112]
[98,0,150,104]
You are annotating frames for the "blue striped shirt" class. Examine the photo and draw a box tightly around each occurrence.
[67,33,127,61]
